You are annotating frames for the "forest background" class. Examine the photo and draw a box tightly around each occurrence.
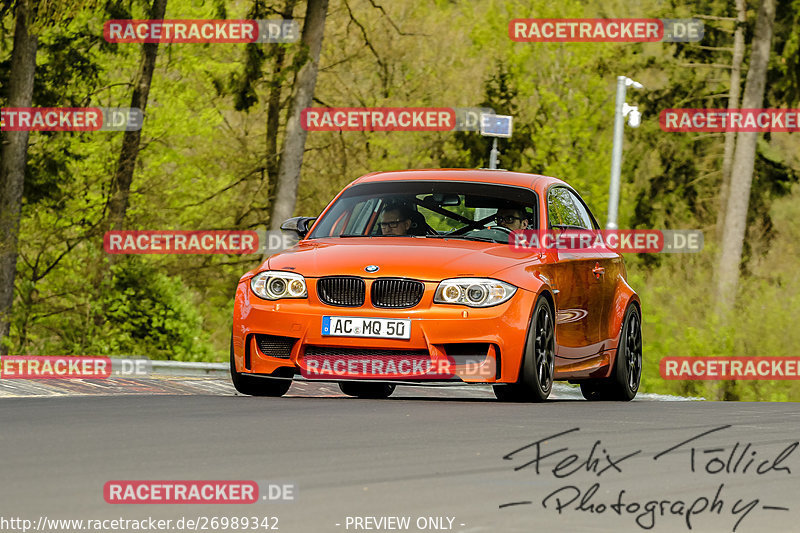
[1,0,799,400]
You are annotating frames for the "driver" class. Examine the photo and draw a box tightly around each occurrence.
[378,204,414,235]
[495,206,530,231]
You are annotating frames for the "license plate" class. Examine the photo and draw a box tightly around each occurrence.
[321,316,411,339]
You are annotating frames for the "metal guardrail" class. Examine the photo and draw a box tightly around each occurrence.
[150,360,229,376]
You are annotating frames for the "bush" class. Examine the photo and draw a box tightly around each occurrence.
[96,258,215,361]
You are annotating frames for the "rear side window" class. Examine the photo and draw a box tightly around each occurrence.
[547,187,594,230]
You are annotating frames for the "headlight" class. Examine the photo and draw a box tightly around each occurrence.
[251,271,307,300]
[433,278,516,307]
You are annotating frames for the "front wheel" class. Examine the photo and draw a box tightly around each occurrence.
[493,296,555,402]
[230,339,292,397]
[581,304,642,401]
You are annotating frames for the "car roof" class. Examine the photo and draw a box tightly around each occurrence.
[349,168,569,192]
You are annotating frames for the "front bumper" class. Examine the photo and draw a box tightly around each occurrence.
[232,279,536,384]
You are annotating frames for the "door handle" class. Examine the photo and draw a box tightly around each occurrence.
[592,262,605,279]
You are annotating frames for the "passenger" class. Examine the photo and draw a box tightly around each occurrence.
[495,206,530,231]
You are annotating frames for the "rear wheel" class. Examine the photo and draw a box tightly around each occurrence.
[230,338,292,397]
[493,296,555,402]
[339,381,396,399]
[580,304,642,401]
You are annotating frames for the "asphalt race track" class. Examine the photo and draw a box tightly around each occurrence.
[1,376,798,533]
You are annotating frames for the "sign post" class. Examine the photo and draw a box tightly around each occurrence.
[477,114,514,222]
[480,113,513,170]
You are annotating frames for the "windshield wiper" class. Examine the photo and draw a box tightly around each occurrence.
[425,234,502,243]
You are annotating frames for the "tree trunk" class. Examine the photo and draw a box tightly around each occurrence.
[265,0,298,189]
[716,0,776,313]
[105,0,168,232]
[268,0,329,230]
[0,0,39,355]
[715,0,747,242]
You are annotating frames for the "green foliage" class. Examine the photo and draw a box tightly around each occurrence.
[2,0,800,402]
[98,259,213,361]
[632,184,800,401]
[770,0,800,105]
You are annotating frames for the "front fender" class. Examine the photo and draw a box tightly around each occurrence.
[607,277,640,350]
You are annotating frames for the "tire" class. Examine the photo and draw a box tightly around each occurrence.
[493,296,555,402]
[338,381,396,399]
[230,338,292,397]
[580,304,642,401]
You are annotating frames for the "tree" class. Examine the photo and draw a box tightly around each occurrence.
[716,0,777,312]
[268,0,328,230]
[0,0,38,355]
[716,0,748,241]
[104,0,168,233]
[228,0,298,225]
[265,1,298,193]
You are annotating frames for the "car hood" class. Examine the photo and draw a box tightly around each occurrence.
[265,237,536,281]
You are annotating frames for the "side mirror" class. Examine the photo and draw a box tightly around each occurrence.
[280,217,317,239]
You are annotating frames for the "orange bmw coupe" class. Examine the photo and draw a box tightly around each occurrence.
[231,169,641,401]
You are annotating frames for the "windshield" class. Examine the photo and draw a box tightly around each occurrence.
[308,180,538,243]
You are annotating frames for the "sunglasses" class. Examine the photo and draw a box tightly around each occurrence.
[496,215,524,224]
[379,219,407,229]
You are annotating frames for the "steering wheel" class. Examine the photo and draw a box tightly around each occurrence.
[487,225,514,236]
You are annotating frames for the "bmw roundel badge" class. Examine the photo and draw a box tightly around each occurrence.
[365,265,379,273]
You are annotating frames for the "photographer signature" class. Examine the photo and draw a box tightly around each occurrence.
[499,425,797,531]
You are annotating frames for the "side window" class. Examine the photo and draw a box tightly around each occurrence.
[547,188,585,229]
[547,188,566,226]
[564,190,595,230]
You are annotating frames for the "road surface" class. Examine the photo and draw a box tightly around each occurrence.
[0,376,797,533]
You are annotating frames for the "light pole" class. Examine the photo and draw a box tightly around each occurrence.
[606,76,643,230]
